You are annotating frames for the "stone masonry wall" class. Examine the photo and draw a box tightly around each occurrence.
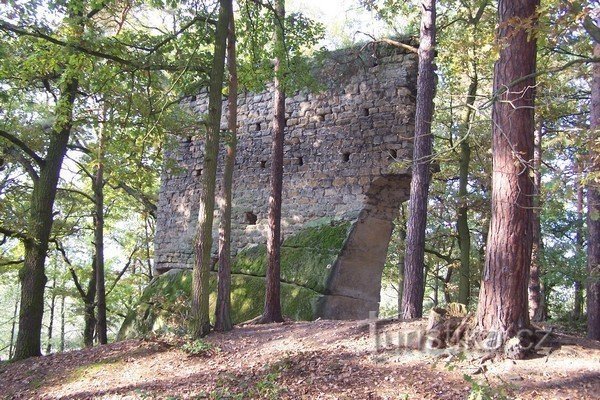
[155,43,418,274]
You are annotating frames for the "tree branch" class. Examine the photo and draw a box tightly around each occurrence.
[424,247,457,264]
[0,129,44,166]
[111,182,157,218]
[0,259,24,267]
[0,225,29,241]
[0,20,210,74]
[106,246,138,296]
[57,187,94,203]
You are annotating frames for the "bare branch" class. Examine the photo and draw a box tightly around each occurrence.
[106,246,138,296]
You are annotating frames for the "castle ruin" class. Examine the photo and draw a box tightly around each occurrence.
[154,43,417,320]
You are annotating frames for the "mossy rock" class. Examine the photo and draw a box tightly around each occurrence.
[118,269,321,340]
[118,218,352,340]
[232,219,351,293]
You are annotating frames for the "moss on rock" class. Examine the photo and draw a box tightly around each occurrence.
[118,218,352,340]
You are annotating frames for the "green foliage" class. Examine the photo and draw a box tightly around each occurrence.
[181,338,214,356]
[463,374,512,400]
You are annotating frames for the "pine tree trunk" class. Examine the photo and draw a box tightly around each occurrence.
[401,0,437,319]
[476,0,539,341]
[191,0,231,338]
[261,0,286,324]
[13,76,78,361]
[46,278,56,354]
[587,42,600,341]
[215,8,237,333]
[457,76,477,306]
[529,121,545,322]
[94,122,107,345]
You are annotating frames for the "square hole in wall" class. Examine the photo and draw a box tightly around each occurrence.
[254,122,261,131]
[342,152,351,162]
[362,108,370,116]
[387,149,398,161]
[297,156,304,166]
[245,211,257,225]
[260,160,267,168]
[194,168,202,176]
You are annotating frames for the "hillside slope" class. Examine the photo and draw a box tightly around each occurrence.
[1,319,599,399]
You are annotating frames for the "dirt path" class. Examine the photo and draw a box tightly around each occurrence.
[1,319,598,399]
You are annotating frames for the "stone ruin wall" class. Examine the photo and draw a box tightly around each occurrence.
[155,43,418,274]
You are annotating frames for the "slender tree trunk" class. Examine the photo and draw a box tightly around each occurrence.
[401,0,437,319]
[573,162,585,321]
[587,42,600,341]
[397,204,407,317]
[144,217,154,281]
[476,0,538,341]
[13,75,78,361]
[59,294,65,352]
[457,75,477,306]
[191,0,231,338]
[261,0,286,324]
[9,285,19,359]
[529,121,545,322]
[84,257,97,347]
[94,119,107,345]
[215,8,237,333]
[45,277,56,354]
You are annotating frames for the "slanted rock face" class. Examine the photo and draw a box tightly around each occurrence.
[151,42,417,324]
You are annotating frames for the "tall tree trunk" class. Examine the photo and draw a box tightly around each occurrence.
[215,8,237,333]
[9,285,19,359]
[13,74,78,361]
[261,0,286,324]
[529,121,545,322]
[573,161,585,321]
[191,0,231,338]
[401,0,437,319]
[94,119,107,345]
[457,74,477,306]
[59,294,65,352]
[45,277,56,354]
[476,0,538,341]
[587,42,600,341]
[397,203,407,317]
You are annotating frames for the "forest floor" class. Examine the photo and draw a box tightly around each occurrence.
[1,318,599,399]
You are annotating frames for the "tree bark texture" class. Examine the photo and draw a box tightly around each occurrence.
[13,75,78,361]
[529,121,545,322]
[587,42,600,341]
[191,0,231,338]
[261,0,286,324]
[476,0,539,340]
[401,0,436,319]
[215,8,237,333]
